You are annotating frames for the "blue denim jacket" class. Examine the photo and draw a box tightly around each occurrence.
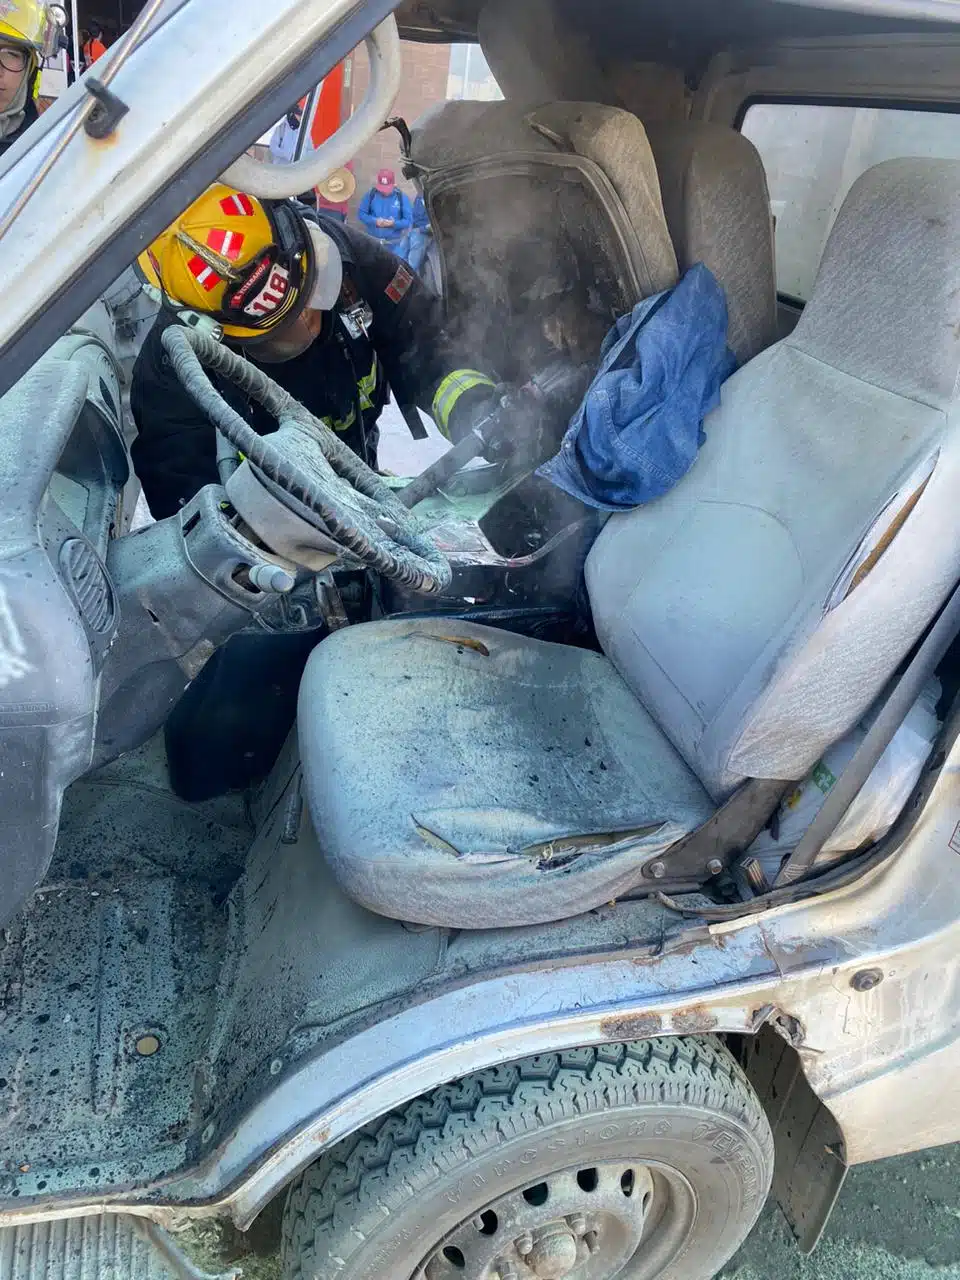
[538,264,737,510]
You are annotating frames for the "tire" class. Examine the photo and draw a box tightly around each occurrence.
[281,1038,774,1280]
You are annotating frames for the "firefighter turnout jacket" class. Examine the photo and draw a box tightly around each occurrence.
[131,214,494,519]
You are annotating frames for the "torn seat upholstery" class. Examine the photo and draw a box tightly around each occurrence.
[300,159,960,928]
[299,619,713,929]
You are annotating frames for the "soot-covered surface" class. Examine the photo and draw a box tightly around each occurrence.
[0,739,249,1202]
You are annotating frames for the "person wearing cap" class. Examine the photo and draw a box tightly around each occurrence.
[131,181,498,520]
[357,168,412,247]
[130,182,499,799]
[0,1,55,155]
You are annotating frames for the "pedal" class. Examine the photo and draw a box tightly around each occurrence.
[0,1215,238,1280]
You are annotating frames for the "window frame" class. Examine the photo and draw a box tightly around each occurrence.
[735,93,960,308]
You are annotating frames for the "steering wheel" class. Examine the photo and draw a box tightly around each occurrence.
[161,326,452,595]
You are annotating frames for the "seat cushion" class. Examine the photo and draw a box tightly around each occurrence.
[298,619,713,928]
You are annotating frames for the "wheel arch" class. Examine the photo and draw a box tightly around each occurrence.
[217,972,788,1231]
[260,1023,848,1258]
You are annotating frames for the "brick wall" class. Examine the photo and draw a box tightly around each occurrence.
[345,40,451,216]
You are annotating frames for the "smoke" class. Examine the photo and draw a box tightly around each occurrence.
[425,167,624,478]
[411,168,619,601]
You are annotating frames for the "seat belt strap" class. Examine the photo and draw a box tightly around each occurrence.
[776,576,960,887]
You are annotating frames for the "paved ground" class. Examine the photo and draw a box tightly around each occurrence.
[722,1144,960,1279]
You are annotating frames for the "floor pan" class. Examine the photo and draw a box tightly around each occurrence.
[0,871,226,1202]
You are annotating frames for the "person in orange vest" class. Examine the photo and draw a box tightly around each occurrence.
[82,22,106,69]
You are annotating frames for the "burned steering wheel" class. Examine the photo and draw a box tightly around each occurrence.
[161,326,451,594]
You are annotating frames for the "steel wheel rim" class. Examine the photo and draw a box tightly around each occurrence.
[412,1157,697,1280]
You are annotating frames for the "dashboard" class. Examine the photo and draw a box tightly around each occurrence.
[0,328,127,927]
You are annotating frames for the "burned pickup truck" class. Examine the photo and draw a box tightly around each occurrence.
[0,0,960,1277]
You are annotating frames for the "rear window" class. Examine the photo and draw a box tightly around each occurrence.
[446,44,502,101]
[741,102,960,300]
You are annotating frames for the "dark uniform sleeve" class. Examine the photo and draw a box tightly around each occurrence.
[341,226,497,439]
[130,315,221,519]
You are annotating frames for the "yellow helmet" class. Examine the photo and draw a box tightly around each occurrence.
[137,183,319,343]
[0,0,57,57]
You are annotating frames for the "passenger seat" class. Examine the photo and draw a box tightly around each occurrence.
[645,120,778,363]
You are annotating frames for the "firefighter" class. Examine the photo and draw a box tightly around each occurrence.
[131,181,497,519]
[130,183,499,800]
[0,0,53,156]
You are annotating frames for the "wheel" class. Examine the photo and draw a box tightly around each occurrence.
[281,1038,774,1280]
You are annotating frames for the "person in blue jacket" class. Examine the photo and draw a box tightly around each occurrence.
[357,168,412,247]
[398,194,432,273]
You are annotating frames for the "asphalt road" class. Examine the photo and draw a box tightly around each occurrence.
[722,1143,960,1279]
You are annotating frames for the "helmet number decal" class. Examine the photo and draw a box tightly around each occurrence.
[244,264,291,318]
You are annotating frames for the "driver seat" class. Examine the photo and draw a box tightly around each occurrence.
[300,160,960,928]
[408,100,679,379]
[409,101,779,370]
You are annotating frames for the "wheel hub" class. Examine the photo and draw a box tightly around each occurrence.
[519,1222,579,1278]
[418,1161,656,1280]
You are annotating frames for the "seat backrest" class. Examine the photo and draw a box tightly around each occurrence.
[409,100,678,380]
[586,159,960,801]
[644,120,778,364]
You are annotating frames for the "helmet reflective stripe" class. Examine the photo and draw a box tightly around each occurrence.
[187,256,220,292]
[207,228,245,261]
[176,228,242,283]
[220,193,255,218]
